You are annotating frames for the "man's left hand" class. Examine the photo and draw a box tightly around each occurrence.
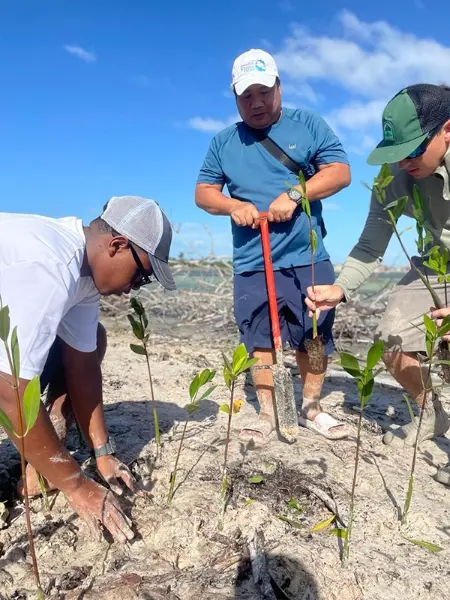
[96,455,142,496]
[268,192,297,223]
[431,307,450,341]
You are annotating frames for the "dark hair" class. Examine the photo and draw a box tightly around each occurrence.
[91,217,118,235]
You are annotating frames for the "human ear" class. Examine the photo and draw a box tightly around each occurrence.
[108,235,129,257]
[443,119,450,143]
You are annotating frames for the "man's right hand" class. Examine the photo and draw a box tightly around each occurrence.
[305,284,345,317]
[67,477,134,543]
[230,202,260,229]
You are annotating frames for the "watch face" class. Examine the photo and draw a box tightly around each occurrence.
[289,188,302,201]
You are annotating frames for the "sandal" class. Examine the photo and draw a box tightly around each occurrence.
[298,411,349,440]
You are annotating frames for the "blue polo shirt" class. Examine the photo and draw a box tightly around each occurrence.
[197,107,349,274]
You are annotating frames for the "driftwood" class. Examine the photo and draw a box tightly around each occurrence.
[100,259,392,350]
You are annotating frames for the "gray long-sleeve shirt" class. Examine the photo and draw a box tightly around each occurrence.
[335,149,450,298]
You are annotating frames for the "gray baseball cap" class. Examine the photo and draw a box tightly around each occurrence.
[102,195,176,291]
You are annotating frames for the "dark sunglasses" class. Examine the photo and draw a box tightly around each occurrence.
[129,244,154,289]
[406,128,439,159]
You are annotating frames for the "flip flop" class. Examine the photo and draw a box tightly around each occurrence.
[238,418,275,446]
[298,412,349,440]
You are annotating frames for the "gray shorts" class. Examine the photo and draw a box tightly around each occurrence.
[375,256,449,353]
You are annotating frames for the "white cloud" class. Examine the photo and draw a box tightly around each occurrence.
[275,11,450,98]
[325,99,387,135]
[187,12,450,155]
[188,115,240,133]
[64,45,96,63]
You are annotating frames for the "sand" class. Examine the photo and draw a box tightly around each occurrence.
[1,323,450,600]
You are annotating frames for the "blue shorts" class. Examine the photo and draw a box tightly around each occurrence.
[233,260,335,355]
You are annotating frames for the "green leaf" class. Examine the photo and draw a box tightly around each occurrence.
[403,537,443,553]
[130,343,147,356]
[127,314,145,340]
[366,339,384,371]
[340,352,361,378]
[391,196,408,221]
[232,343,248,372]
[222,351,232,373]
[219,403,230,414]
[379,162,392,181]
[10,326,20,380]
[276,514,304,529]
[402,394,416,423]
[310,515,335,532]
[199,368,216,386]
[438,316,450,338]
[248,475,264,484]
[235,356,259,377]
[301,197,311,218]
[197,385,217,402]
[311,229,318,253]
[297,170,307,195]
[412,184,423,211]
[423,314,437,339]
[286,498,304,512]
[23,375,41,435]
[130,297,145,316]
[189,373,200,401]
[438,275,445,284]
[0,306,10,343]
[359,377,374,406]
[223,369,232,390]
[244,498,255,505]
[0,408,14,433]
[328,527,347,539]
[186,403,200,414]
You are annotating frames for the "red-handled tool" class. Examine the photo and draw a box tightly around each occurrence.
[258,212,298,442]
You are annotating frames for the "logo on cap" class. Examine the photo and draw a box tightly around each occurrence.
[255,59,266,72]
[383,120,395,142]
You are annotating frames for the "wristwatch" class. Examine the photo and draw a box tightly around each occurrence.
[287,187,303,205]
[93,436,116,458]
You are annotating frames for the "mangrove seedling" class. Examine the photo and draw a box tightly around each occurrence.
[218,343,258,529]
[0,299,44,598]
[402,313,450,525]
[167,367,216,504]
[128,296,161,447]
[340,339,385,564]
[288,171,324,371]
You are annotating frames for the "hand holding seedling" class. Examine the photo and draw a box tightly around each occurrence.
[230,201,261,229]
[305,283,345,318]
[96,454,142,496]
[431,307,450,340]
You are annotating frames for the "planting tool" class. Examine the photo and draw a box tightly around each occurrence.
[258,212,298,442]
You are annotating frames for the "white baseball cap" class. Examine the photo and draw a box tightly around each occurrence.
[102,196,176,291]
[231,49,279,96]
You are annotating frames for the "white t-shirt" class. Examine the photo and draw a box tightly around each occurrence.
[0,213,100,380]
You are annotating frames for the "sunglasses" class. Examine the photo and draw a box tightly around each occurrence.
[406,128,439,159]
[129,244,154,290]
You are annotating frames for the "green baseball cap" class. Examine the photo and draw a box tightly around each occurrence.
[367,84,450,166]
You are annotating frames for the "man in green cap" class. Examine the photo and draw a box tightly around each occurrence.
[305,83,450,484]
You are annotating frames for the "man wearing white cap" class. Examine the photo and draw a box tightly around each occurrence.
[195,49,351,443]
[0,196,175,542]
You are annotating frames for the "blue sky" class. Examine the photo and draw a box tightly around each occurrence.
[1,0,449,264]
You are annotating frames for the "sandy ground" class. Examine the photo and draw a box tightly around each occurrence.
[1,322,450,600]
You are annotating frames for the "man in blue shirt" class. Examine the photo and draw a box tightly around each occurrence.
[195,49,351,443]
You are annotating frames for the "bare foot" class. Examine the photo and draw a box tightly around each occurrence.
[16,464,57,498]
[239,414,276,445]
